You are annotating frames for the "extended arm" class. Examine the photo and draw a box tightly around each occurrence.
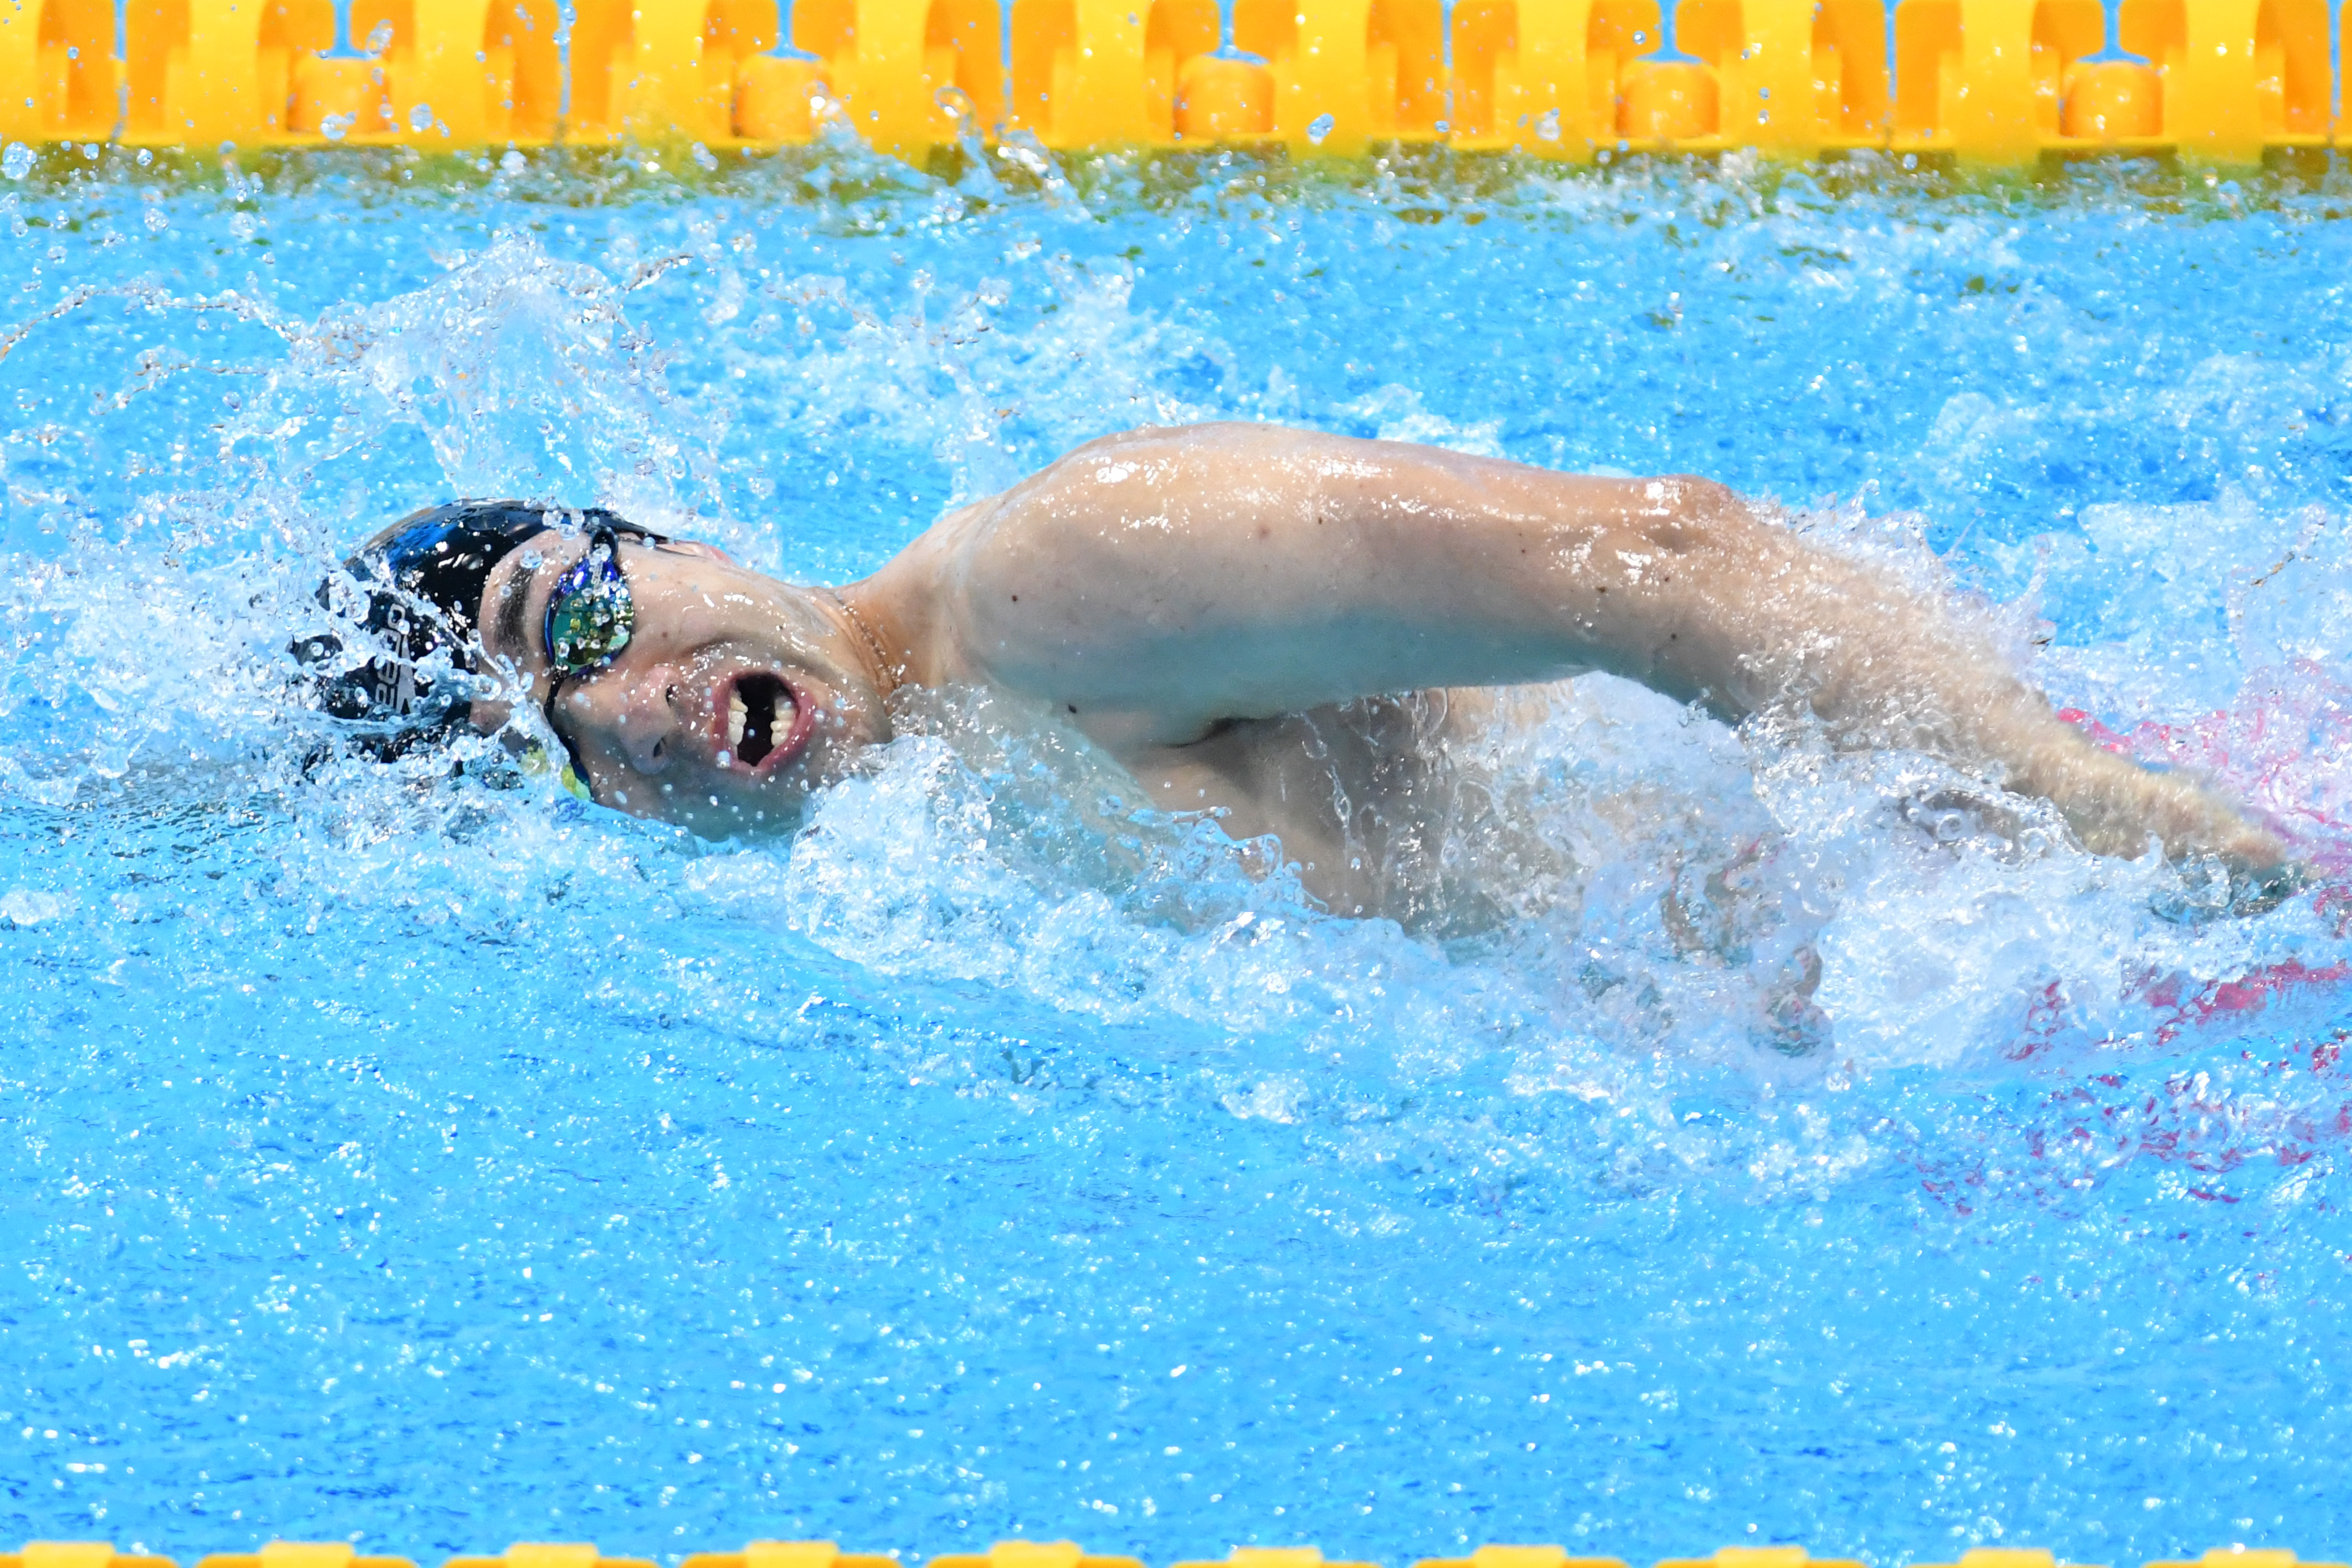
[877,423,2284,868]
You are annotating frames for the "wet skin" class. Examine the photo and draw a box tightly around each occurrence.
[471,535,890,837]
[470,422,2289,897]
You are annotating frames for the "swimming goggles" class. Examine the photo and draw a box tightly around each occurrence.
[537,527,639,794]
[544,527,637,676]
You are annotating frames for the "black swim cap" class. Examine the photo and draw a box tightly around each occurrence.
[297,500,664,756]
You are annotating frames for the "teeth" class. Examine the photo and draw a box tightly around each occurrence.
[728,690,747,751]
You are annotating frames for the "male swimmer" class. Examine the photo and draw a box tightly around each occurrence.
[307,422,2291,913]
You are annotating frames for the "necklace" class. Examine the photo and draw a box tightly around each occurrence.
[824,585,902,698]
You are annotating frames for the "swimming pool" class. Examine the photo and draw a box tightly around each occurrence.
[2,144,2350,1562]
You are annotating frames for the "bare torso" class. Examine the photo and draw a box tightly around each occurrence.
[1115,686,1539,918]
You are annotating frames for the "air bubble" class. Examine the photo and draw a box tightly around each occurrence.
[1306,113,1334,145]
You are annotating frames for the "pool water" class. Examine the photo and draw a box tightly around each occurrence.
[4,143,2352,1562]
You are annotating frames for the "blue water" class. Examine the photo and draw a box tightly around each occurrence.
[5,142,2352,1563]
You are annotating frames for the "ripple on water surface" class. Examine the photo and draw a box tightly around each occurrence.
[1,148,2350,1560]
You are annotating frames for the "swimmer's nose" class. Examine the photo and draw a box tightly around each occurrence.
[560,661,688,776]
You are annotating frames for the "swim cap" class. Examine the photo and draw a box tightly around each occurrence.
[297,500,664,756]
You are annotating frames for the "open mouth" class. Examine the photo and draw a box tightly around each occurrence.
[725,673,799,769]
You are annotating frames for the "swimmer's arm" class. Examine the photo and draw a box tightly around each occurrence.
[915,422,1697,729]
[900,422,2282,867]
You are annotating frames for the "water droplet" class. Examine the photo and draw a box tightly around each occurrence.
[1,144,28,180]
[1306,112,1334,145]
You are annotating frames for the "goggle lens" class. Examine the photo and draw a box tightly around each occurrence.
[543,529,635,675]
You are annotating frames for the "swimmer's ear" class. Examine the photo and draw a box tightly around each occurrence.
[654,539,735,565]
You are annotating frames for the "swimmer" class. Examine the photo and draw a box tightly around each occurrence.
[307,422,2292,910]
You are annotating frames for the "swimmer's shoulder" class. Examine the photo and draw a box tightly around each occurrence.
[1036,421,1352,477]
[886,421,1348,651]
[903,425,1204,560]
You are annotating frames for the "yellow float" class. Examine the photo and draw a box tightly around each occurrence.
[0,0,2335,162]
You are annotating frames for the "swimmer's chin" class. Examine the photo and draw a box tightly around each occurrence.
[706,807,812,843]
[586,732,874,838]
[587,783,813,841]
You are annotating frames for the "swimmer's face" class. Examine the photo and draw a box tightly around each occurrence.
[470,529,889,836]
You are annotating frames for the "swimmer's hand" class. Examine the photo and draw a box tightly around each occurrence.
[2148,857,2314,923]
[2010,725,2292,875]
